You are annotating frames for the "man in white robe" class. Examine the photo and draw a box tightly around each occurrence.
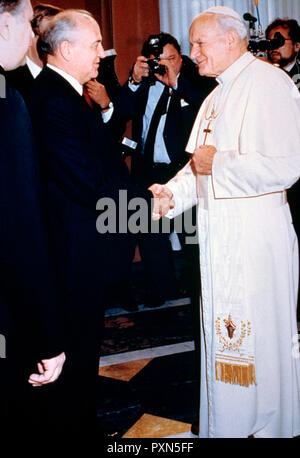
[150,6,300,438]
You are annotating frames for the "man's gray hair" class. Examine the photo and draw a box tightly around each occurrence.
[39,9,94,55]
[214,13,248,39]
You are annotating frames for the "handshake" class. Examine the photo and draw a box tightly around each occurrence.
[149,184,175,221]
[148,145,217,220]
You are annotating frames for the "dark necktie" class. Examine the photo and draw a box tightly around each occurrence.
[143,85,170,163]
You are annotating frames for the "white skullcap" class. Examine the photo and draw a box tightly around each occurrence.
[203,6,243,22]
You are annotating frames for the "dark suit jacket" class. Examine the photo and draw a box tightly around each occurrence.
[0,72,64,396]
[114,55,216,187]
[5,64,35,103]
[287,60,300,235]
[28,67,151,359]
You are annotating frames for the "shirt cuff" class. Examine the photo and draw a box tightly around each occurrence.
[128,81,140,92]
[102,105,114,123]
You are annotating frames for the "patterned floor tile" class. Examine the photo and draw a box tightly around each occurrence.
[122,413,191,438]
[99,358,153,382]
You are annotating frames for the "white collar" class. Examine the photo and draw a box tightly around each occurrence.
[26,56,42,79]
[284,58,297,73]
[47,64,83,95]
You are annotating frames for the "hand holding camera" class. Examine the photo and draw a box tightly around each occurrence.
[154,60,179,88]
[132,54,178,88]
[132,56,150,83]
[132,34,182,88]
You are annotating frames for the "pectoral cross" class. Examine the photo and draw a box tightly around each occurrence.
[203,122,212,146]
[203,107,215,145]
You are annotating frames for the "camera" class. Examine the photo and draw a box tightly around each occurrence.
[142,34,167,84]
[243,13,285,55]
[147,38,167,76]
[248,31,285,54]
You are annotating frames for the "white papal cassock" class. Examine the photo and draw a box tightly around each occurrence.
[166,52,300,438]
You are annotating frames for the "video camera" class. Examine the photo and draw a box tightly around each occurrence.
[142,34,167,85]
[243,13,285,55]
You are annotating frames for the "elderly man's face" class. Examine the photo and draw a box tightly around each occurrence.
[5,0,33,70]
[69,18,106,85]
[190,15,228,77]
[268,26,299,68]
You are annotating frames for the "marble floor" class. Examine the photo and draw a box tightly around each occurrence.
[96,294,200,439]
[95,253,300,446]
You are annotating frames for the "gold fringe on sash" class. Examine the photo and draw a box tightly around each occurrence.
[215,361,257,387]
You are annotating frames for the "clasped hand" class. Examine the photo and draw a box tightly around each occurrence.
[28,351,66,387]
[149,184,174,221]
[85,80,110,109]
[191,145,217,176]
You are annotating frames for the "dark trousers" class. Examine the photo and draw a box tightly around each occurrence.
[288,184,300,320]
[137,221,178,301]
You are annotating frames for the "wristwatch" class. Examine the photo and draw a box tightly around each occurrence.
[129,76,141,86]
[101,101,113,112]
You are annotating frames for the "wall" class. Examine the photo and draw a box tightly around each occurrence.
[111,0,160,84]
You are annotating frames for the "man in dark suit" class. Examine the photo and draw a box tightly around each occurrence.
[0,0,65,439]
[5,3,61,102]
[112,33,216,308]
[28,8,153,438]
[266,18,300,90]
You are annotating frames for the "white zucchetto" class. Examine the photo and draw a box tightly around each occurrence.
[203,6,243,23]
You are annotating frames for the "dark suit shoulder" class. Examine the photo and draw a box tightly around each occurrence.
[288,60,299,77]
[31,66,81,104]
[0,80,32,138]
[5,64,34,102]
[28,67,93,132]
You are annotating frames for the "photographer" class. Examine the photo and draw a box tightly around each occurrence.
[266,18,300,89]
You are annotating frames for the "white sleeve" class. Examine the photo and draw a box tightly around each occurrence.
[165,162,198,219]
